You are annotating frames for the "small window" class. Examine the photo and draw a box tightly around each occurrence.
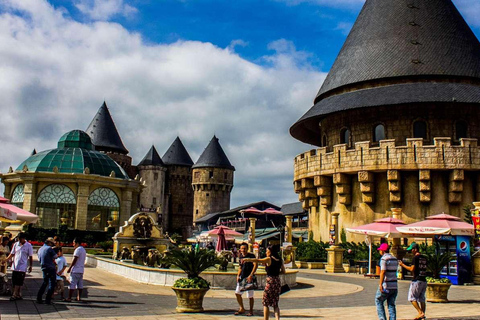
[340,128,351,146]
[154,173,158,181]
[194,171,200,179]
[206,193,210,197]
[153,197,157,205]
[413,120,427,139]
[373,124,386,142]
[455,120,468,140]
[322,134,327,147]
[209,171,214,179]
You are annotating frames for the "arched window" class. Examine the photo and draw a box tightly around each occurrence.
[36,184,76,228]
[340,128,351,146]
[11,184,25,209]
[87,187,120,230]
[322,134,328,147]
[373,124,386,142]
[413,120,428,139]
[455,120,468,140]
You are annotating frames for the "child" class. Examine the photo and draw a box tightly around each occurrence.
[54,247,67,300]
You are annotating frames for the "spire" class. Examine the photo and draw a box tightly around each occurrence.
[162,137,194,167]
[31,149,37,156]
[291,0,480,145]
[86,102,129,154]
[138,145,164,166]
[193,136,235,170]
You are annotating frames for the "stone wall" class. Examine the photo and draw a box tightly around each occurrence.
[164,165,193,236]
[138,165,166,212]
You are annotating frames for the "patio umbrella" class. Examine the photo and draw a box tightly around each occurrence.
[239,207,263,214]
[396,213,474,237]
[346,217,406,274]
[262,208,283,215]
[208,225,243,237]
[0,196,38,224]
[215,226,227,252]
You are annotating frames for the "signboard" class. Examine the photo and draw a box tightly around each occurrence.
[456,235,472,285]
[253,242,259,258]
[329,225,336,245]
[471,208,480,238]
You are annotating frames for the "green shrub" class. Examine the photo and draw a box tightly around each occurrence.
[296,240,328,262]
[97,241,113,252]
[173,277,210,289]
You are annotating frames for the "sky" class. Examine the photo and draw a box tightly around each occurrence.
[0,0,479,208]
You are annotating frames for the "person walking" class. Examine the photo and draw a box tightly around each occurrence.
[244,244,285,320]
[54,247,67,301]
[36,237,57,304]
[6,233,33,301]
[234,242,257,316]
[376,243,398,320]
[66,238,86,302]
[399,242,428,320]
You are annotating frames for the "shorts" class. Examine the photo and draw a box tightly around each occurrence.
[69,273,84,290]
[55,279,64,294]
[12,271,26,286]
[235,283,254,299]
[408,280,427,302]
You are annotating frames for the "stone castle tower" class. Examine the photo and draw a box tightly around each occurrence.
[162,137,195,236]
[192,136,235,222]
[290,0,480,241]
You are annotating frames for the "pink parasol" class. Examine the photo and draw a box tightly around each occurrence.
[239,207,263,214]
[215,226,227,252]
[207,225,243,236]
[346,217,406,238]
[262,208,283,215]
[397,213,474,237]
[0,196,38,224]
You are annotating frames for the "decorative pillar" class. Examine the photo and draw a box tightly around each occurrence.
[325,212,345,273]
[333,173,351,205]
[358,171,375,204]
[390,208,405,261]
[387,170,401,203]
[285,215,293,243]
[75,184,90,230]
[448,170,464,204]
[22,180,37,213]
[249,217,256,252]
[120,189,133,229]
[419,170,431,203]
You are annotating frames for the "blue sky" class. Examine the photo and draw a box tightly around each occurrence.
[1,0,479,208]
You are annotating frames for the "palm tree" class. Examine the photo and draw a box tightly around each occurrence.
[165,248,218,279]
[426,251,452,279]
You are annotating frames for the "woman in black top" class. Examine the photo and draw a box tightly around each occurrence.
[244,244,285,320]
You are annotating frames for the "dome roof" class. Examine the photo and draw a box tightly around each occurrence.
[290,0,480,145]
[16,130,128,179]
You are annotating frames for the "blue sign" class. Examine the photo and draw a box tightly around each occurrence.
[456,235,472,285]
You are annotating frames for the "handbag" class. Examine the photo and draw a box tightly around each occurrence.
[239,275,258,291]
[280,283,290,295]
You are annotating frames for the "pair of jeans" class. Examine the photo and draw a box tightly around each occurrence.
[375,288,397,320]
[37,267,56,303]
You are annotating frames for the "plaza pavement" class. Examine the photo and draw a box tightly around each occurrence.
[1,255,480,320]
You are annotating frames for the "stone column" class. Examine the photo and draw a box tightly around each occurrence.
[120,189,133,228]
[325,212,345,273]
[75,184,90,230]
[249,217,256,252]
[285,215,293,243]
[390,208,406,262]
[22,180,37,213]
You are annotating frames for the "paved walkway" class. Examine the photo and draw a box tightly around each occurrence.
[1,256,480,320]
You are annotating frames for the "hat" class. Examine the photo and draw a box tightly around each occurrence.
[407,242,419,251]
[377,243,389,251]
[45,237,55,244]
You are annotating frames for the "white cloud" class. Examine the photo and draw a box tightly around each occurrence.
[335,22,353,35]
[453,0,480,28]
[277,0,364,9]
[227,39,249,52]
[74,0,138,20]
[0,0,326,207]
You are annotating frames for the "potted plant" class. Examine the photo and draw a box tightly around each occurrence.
[165,248,218,313]
[425,251,452,303]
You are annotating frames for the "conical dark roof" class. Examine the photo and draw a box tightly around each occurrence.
[162,137,194,167]
[291,0,480,145]
[138,145,164,167]
[86,102,129,154]
[192,136,235,170]
[31,149,37,156]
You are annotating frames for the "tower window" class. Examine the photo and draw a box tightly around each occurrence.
[340,128,351,146]
[224,172,228,179]
[413,120,427,139]
[154,173,158,181]
[209,171,214,179]
[455,120,468,140]
[153,197,157,205]
[322,134,327,147]
[206,193,210,197]
[373,124,386,142]
[194,172,200,179]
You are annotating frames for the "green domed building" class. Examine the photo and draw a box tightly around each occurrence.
[0,130,142,231]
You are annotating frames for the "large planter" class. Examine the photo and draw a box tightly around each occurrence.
[172,287,209,313]
[473,255,480,285]
[426,282,452,303]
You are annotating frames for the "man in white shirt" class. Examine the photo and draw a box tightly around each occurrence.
[66,238,86,302]
[6,233,33,301]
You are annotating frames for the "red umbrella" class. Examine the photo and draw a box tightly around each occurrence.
[0,196,39,224]
[216,226,227,252]
[239,207,263,214]
[346,217,406,238]
[397,213,474,237]
[262,207,283,215]
[207,225,243,236]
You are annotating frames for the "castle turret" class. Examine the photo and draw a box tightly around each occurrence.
[162,137,194,237]
[192,136,234,222]
[137,146,167,220]
[290,0,480,241]
[86,102,134,177]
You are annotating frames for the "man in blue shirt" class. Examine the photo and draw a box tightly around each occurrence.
[376,243,398,320]
[36,237,57,304]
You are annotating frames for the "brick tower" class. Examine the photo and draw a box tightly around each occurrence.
[192,136,235,223]
[290,0,480,241]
